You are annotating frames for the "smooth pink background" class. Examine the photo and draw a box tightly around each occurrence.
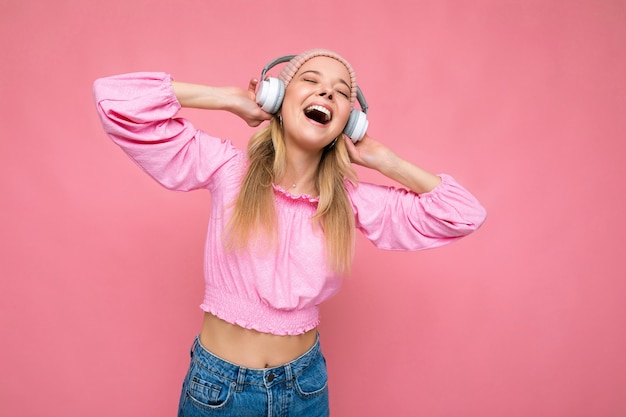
[2,1,625,416]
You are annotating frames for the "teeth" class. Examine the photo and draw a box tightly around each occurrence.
[305,105,331,122]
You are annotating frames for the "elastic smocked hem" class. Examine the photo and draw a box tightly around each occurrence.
[200,291,321,336]
[272,183,319,203]
[417,174,452,197]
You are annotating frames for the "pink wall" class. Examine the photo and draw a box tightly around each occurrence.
[2,0,625,416]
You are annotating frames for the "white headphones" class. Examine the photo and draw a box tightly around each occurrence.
[255,55,369,143]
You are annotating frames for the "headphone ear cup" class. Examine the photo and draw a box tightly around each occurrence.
[343,109,368,142]
[256,77,285,114]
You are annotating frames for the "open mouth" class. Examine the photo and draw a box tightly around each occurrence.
[304,105,332,125]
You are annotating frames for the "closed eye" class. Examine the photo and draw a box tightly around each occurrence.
[299,72,350,98]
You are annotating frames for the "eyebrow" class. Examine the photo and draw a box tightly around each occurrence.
[300,70,351,90]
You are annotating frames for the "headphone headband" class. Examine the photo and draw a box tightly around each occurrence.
[260,55,296,80]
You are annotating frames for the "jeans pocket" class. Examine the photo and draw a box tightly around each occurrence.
[183,364,235,412]
[294,354,328,399]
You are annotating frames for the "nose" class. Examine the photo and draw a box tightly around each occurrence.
[318,88,333,101]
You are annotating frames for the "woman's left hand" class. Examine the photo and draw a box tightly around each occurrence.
[343,133,442,194]
[343,134,396,171]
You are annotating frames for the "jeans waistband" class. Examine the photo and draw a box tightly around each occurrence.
[190,334,321,388]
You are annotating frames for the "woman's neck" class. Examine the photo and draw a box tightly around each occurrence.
[278,147,322,196]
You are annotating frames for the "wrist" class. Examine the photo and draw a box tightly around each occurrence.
[373,149,401,175]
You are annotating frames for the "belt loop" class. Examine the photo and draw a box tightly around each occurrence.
[284,364,293,389]
[235,367,246,393]
[190,336,199,358]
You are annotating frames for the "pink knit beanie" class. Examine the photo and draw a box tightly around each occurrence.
[278,49,358,106]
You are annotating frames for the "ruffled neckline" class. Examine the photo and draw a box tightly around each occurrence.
[272,183,320,203]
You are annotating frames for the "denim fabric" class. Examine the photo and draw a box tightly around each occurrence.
[178,335,329,417]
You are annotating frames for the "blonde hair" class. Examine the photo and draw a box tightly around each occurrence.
[227,118,357,275]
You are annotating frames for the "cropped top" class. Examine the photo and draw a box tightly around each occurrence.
[93,72,487,335]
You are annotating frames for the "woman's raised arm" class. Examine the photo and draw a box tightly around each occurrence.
[172,78,272,127]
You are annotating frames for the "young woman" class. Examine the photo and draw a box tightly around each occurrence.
[94,49,486,417]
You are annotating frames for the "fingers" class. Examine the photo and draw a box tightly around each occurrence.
[248,78,259,93]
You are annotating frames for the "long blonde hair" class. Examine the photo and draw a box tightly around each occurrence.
[227,117,357,275]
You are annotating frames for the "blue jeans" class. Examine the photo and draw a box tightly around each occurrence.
[178,335,329,417]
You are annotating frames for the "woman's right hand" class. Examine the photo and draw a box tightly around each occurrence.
[224,78,273,127]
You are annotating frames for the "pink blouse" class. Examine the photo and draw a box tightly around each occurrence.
[93,72,487,335]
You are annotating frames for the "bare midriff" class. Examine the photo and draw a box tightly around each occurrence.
[199,312,318,369]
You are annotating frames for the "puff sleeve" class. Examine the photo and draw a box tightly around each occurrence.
[347,174,487,250]
[93,72,240,191]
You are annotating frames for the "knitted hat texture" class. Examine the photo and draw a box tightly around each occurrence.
[278,49,357,106]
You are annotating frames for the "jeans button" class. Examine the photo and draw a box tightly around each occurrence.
[268,372,275,382]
